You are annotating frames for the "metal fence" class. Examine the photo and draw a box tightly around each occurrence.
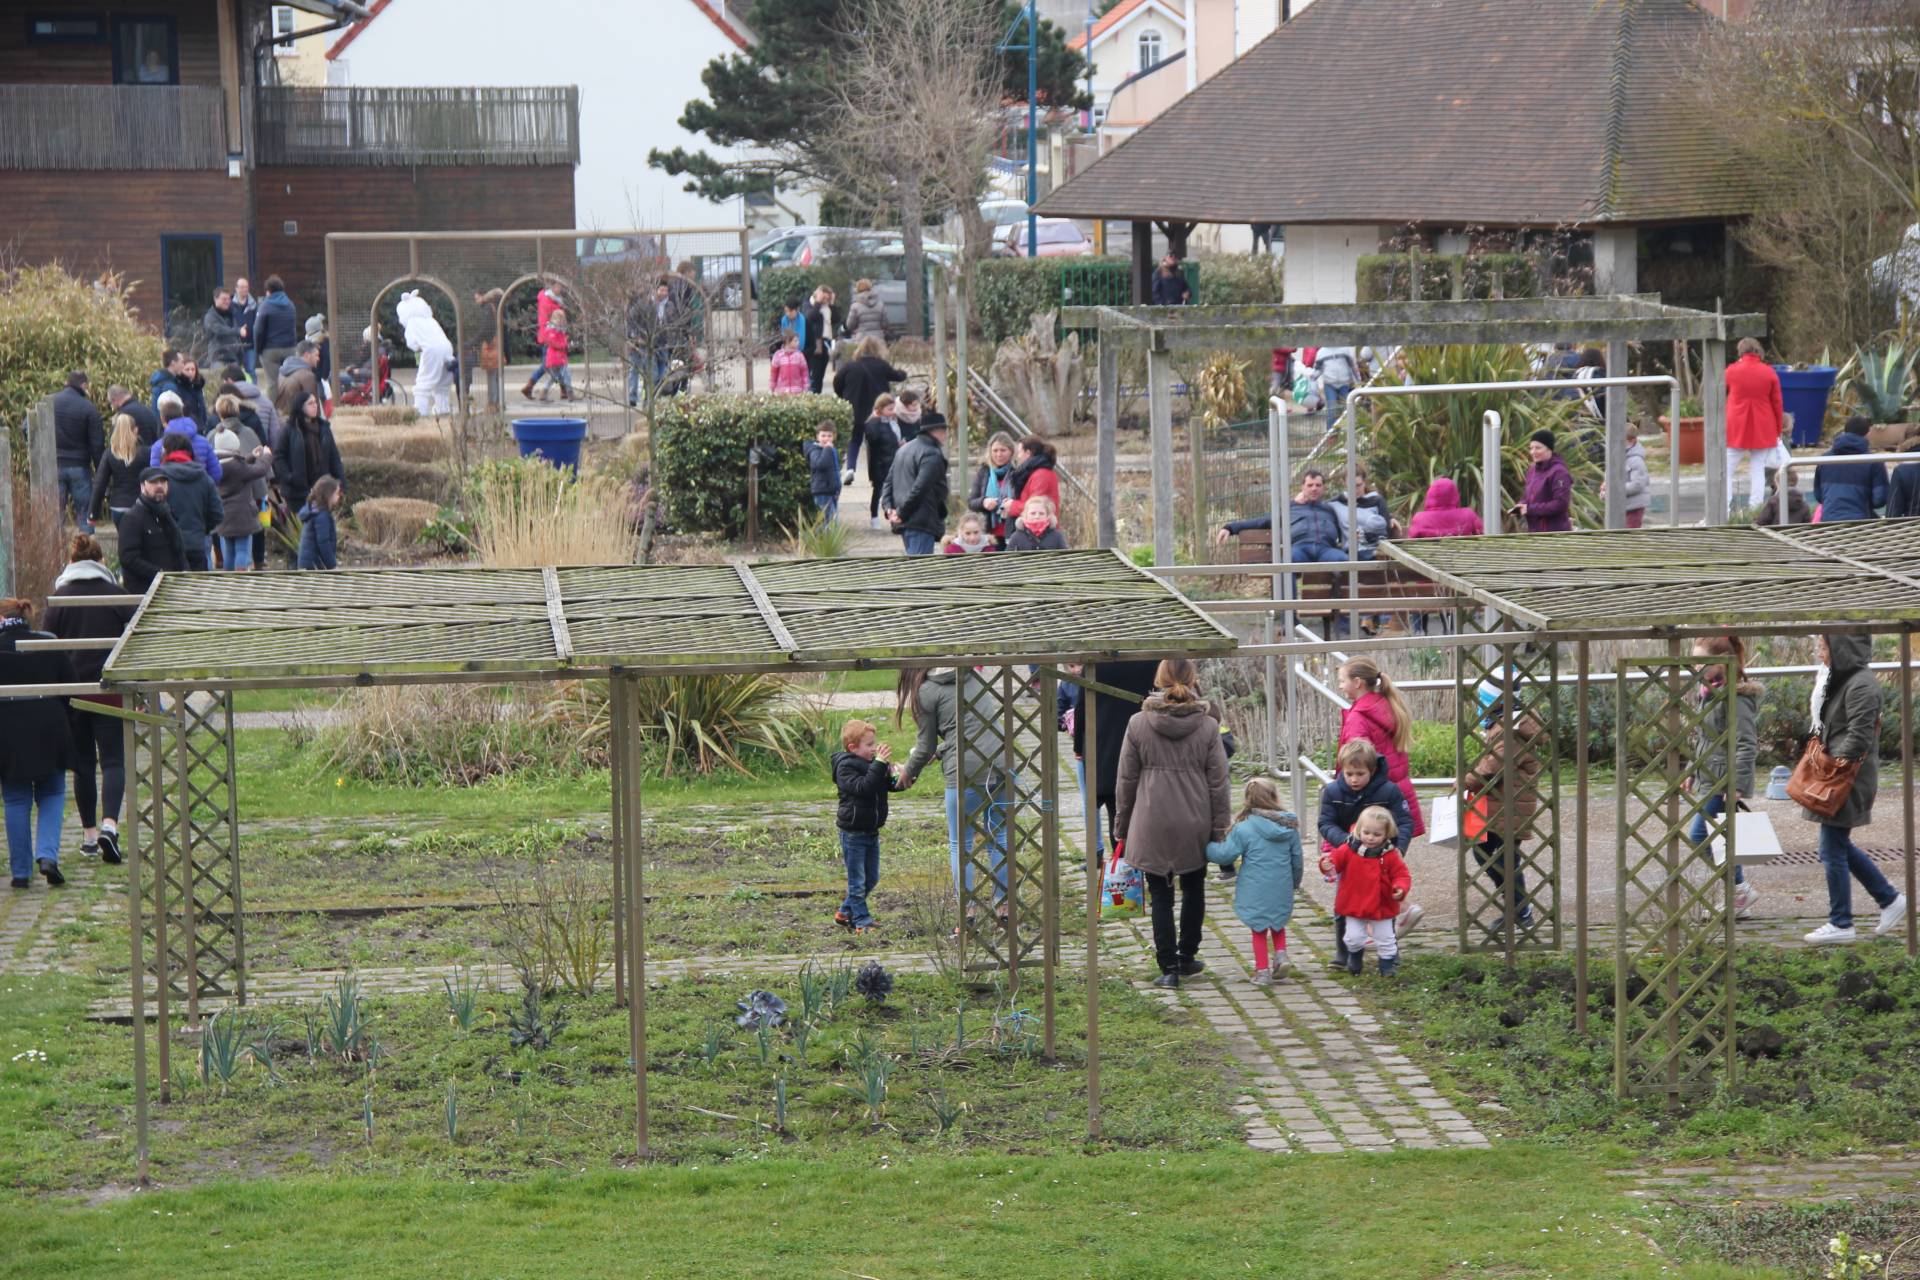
[256,86,579,167]
[0,85,226,170]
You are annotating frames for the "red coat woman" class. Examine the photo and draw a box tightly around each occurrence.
[1725,343,1784,451]
[1004,436,1062,522]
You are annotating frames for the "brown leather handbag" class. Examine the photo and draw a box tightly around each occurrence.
[1786,735,1860,819]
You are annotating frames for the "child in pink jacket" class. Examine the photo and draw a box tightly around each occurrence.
[538,308,573,401]
[770,333,809,394]
[1407,476,1484,538]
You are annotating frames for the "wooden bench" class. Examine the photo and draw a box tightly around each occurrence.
[1230,527,1438,622]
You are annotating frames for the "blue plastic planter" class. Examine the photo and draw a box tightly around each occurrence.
[511,417,589,471]
[1773,365,1839,447]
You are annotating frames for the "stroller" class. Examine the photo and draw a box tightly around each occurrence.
[338,339,395,406]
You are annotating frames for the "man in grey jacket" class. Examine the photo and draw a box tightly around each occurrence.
[880,417,950,556]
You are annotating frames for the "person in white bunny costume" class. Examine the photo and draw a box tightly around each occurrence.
[396,290,454,417]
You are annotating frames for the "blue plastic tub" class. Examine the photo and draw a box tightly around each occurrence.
[1773,365,1839,447]
[510,417,589,471]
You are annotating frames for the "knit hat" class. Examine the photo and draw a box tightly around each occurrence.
[305,313,327,339]
[212,427,241,455]
[1529,429,1556,451]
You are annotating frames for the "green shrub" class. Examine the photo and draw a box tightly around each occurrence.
[1195,255,1284,306]
[342,457,456,509]
[975,256,1133,344]
[654,393,852,538]
[755,265,852,336]
[1461,253,1540,299]
[0,264,163,460]
[1357,253,1458,303]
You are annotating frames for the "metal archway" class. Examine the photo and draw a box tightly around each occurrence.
[367,273,468,428]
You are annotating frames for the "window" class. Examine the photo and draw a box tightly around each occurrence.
[1137,28,1162,72]
[111,15,177,85]
[271,5,297,54]
[26,13,106,42]
[160,235,224,331]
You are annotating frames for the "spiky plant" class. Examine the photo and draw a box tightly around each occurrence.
[855,960,895,1005]
[1849,344,1914,423]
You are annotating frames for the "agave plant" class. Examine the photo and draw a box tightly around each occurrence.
[1331,344,1599,528]
[1849,344,1914,424]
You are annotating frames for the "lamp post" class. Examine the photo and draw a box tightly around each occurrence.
[1002,0,1040,258]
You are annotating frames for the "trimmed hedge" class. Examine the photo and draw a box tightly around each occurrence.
[976,254,1284,344]
[755,265,850,337]
[1196,255,1284,306]
[654,393,853,538]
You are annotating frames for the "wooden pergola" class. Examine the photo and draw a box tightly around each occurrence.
[95,549,1236,1177]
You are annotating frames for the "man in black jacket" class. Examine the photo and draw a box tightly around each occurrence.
[880,417,950,556]
[107,385,162,453]
[52,371,104,532]
[830,720,897,932]
[117,469,187,594]
[203,288,245,367]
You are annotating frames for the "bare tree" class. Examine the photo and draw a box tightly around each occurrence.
[1691,1,1920,351]
[822,0,1005,336]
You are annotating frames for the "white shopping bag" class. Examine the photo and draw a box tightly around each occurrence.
[1426,793,1461,849]
[1710,809,1784,865]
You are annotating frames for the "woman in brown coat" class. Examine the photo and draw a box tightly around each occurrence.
[1461,685,1546,933]
[1115,658,1232,987]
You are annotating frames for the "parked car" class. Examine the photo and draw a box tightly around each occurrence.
[860,244,958,335]
[993,218,1093,258]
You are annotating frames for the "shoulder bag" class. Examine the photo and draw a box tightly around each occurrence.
[1785,735,1860,819]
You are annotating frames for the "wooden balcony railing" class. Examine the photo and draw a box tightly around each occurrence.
[0,85,228,170]
[254,86,579,167]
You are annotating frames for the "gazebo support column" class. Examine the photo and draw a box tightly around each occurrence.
[1575,640,1590,1034]
[1096,340,1118,548]
[1148,344,1175,567]
[614,675,649,1159]
[1604,341,1628,529]
[1130,221,1152,303]
[1904,628,1917,958]
[1703,339,1729,523]
[1082,682,1101,1139]
[125,712,150,1185]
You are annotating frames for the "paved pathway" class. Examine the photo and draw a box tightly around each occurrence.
[1612,1154,1920,1206]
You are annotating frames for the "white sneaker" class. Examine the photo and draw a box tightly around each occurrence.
[1875,894,1909,937]
[1733,882,1759,920]
[1251,968,1273,988]
[1270,950,1290,976]
[1395,904,1425,937]
[1804,923,1857,945]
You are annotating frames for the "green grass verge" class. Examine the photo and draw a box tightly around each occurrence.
[1371,948,1920,1159]
[0,1147,1763,1279]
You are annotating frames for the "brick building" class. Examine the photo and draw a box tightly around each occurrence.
[0,0,575,337]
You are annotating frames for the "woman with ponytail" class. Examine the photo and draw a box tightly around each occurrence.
[0,596,75,888]
[45,535,136,865]
[1337,658,1424,838]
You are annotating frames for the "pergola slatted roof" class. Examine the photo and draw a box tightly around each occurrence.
[102,550,1235,688]
[1383,522,1920,631]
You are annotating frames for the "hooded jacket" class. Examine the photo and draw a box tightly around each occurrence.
[900,667,1007,791]
[1807,633,1880,828]
[215,447,271,538]
[1340,692,1425,837]
[0,621,75,785]
[148,418,223,483]
[162,458,224,550]
[1113,694,1232,877]
[769,347,809,394]
[1328,840,1413,921]
[298,502,338,570]
[1813,430,1887,522]
[1317,756,1414,853]
[1522,453,1574,532]
[116,494,186,594]
[1005,454,1061,522]
[52,385,104,469]
[1205,809,1305,931]
[44,559,133,688]
[832,750,894,833]
[1693,679,1761,798]
[1462,712,1547,820]
[230,380,283,449]
[1888,461,1920,520]
[844,291,888,340]
[1407,477,1483,538]
[1621,439,1651,513]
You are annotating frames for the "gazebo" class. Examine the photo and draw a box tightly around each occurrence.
[92,549,1237,1178]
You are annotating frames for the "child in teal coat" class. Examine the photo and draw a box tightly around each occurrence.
[1206,777,1305,986]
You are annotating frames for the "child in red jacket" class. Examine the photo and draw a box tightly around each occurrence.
[1319,804,1411,976]
[538,307,574,401]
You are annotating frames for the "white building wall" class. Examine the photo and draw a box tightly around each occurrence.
[1282,224,1382,304]
[331,0,792,231]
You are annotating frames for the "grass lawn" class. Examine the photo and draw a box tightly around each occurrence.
[1370,948,1920,1159]
[0,1147,1768,1279]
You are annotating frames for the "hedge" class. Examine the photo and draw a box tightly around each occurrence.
[1196,255,1284,306]
[975,254,1284,344]
[654,393,853,538]
[1,264,162,458]
[755,265,851,337]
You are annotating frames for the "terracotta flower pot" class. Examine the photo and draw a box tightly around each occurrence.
[1657,415,1705,466]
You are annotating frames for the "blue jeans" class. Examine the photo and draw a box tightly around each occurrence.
[1075,758,1106,858]
[1290,541,1348,597]
[4,775,66,881]
[528,363,570,393]
[902,530,937,556]
[219,534,254,570]
[1324,382,1352,429]
[1686,792,1745,885]
[839,830,880,926]
[1818,823,1897,930]
[626,354,643,405]
[59,465,93,532]
[813,494,839,523]
[945,783,1010,905]
[241,349,257,378]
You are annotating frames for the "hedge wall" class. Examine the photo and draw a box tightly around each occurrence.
[754,265,853,337]
[974,255,1286,345]
[1357,252,1543,303]
[654,393,854,538]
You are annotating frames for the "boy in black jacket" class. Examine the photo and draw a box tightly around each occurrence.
[832,718,900,933]
[1317,738,1414,972]
[802,422,842,523]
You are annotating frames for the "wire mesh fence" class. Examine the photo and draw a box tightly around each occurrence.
[324,226,756,427]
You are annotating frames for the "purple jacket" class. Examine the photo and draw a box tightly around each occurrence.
[1407,477,1484,538]
[1522,454,1573,532]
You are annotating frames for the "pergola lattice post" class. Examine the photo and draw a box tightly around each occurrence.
[1453,611,1560,964]
[1613,656,1737,1100]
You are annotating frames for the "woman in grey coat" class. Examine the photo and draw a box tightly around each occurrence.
[898,667,1011,919]
[1802,632,1907,944]
[1114,658,1231,987]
